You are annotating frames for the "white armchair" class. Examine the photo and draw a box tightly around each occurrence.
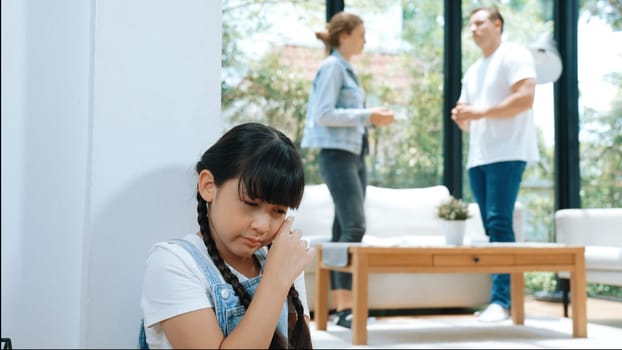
[555,208,622,316]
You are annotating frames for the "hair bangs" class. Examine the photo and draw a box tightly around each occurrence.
[239,141,305,209]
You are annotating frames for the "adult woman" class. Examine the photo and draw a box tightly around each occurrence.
[301,11,394,328]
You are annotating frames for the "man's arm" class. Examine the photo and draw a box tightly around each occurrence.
[483,77,536,118]
[452,77,536,122]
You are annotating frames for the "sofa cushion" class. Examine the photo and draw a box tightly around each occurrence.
[585,246,622,271]
[292,184,334,238]
[556,208,622,246]
[365,185,450,238]
[295,184,524,259]
[555,208,622,287]
[294,184,453,239]
[559,246,622,279]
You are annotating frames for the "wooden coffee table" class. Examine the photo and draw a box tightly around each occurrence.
[314,243,586,345]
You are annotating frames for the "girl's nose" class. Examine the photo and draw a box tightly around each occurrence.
[249,212,271,235]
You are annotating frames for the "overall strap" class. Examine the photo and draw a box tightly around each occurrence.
[139,239,222,350]
[254,246,267,266]
[141,239,271,348]
[169,238,223,286]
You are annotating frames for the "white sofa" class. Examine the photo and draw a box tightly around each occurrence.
[555,208,622,316]
[292,184,524,312]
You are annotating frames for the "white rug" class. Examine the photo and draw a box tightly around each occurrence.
[310,315,622,349]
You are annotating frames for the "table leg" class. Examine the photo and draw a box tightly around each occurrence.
[315,246,329,331]
[351,249,369,345]
[510,272,525,325]
[571,252,588,337]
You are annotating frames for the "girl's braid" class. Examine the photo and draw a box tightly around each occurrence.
[197,193,253,307]
[287,286,312,348]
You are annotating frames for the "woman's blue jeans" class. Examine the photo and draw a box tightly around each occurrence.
[468,160,526,310]
[319,148,367,291]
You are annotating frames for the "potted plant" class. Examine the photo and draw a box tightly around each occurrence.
[437,196,471,221]
[437,196,471,245]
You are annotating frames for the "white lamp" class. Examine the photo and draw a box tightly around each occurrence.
[529,31,563,84]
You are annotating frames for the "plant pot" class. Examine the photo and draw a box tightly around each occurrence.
[441,220,466,246]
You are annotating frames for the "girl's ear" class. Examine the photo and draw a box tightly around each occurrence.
[198,169,217,202]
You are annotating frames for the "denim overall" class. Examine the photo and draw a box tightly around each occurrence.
[139,239,288,349]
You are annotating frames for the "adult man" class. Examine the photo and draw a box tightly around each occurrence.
[451,6,538,322]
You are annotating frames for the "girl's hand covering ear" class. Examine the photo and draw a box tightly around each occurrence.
[263,217,315,288]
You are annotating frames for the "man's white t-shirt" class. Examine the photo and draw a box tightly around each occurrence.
[140,232,309,349]
[460,42,540,169]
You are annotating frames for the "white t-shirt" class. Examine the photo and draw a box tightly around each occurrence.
[140,232,309,349]
[460,42,540,169]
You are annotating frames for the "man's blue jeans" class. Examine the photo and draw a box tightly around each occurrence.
[319,148,367,291]
[468,160,526,310]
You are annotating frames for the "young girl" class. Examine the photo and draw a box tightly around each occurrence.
[140,122,315,349]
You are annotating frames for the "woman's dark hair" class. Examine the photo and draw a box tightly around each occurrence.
[195,122,311,349]
[315,11,363,55]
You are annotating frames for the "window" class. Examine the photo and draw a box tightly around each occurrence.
[221,0,325,181]
[578,2,622,208]
[344,0,445,187]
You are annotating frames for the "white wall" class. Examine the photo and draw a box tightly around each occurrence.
[2,0,92,347]
[1,0,222,347]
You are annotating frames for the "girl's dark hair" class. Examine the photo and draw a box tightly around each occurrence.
[315,11,363,56]
[195,122,311,349]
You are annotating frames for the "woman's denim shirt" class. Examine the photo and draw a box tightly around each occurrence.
[301,50,372,155]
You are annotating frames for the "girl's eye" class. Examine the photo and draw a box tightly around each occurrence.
[243,200,258,207]
[274,208,287,215]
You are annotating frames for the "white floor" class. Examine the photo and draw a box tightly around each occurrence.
[310,315,622,349]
